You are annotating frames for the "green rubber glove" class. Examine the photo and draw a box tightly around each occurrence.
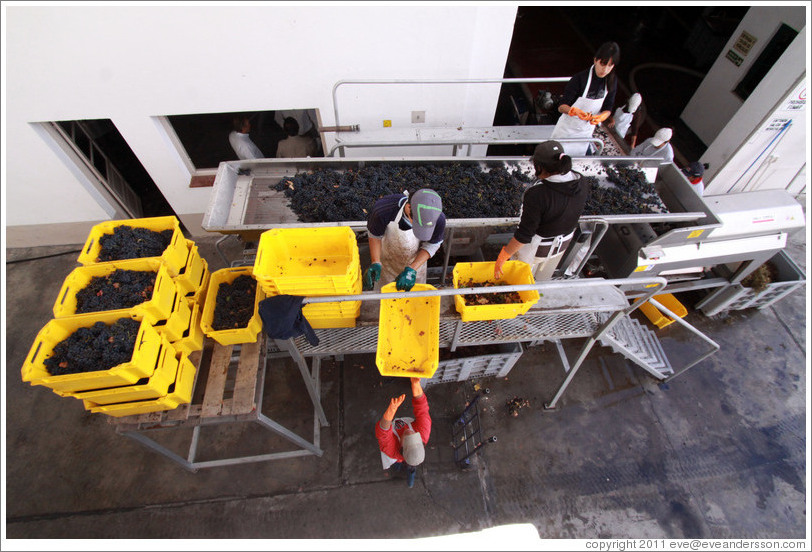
[395,267,417,291]
[363,263,382,291]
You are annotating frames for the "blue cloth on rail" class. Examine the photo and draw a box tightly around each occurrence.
[258,295,319,346]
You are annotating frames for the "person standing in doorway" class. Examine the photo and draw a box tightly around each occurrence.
[228,116,265,160]
[276,117,317,158]
[376,377,431,489]
[551,41,620,157]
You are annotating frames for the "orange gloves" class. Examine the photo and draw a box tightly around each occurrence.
[568,106,592,121]
[590,110,611,125]
[494,246,512,279]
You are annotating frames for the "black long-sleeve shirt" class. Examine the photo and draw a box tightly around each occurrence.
[514,173,591,243]
[559,66,617,114]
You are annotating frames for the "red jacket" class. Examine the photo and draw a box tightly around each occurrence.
[375,394,431,462]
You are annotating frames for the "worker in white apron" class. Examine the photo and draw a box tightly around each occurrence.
[495,141,591,281]
[613,92,642,142]
[363,188,446,292]
[551,41,620,157]
[375,378,431,488]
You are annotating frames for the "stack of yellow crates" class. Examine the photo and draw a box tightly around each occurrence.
[253,227,361,329]
[21,216,208,417]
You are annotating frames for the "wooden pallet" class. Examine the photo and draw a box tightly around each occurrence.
[110,335,265,431]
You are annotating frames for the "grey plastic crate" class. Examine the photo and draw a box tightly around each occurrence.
[421,342,523,387]
[699,250,806,316]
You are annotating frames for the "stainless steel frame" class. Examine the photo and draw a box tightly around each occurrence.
[115,345,324,472]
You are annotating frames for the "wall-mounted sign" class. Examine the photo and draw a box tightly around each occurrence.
[733,31,757,56]
[726,49,744,67]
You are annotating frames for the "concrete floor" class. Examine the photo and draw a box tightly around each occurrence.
[3,223,807,542]
[3,8,808,543]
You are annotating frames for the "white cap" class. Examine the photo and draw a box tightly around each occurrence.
[627,93,642,113]
[651,128,672,147]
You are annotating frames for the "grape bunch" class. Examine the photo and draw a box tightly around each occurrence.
[97,226,174,262]
[44,318,140,376]
[272,163,534,222]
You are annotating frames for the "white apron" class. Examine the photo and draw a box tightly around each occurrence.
[551,68,607,157]
[513,180,575,281]
[613,107,634,139]
[375,195,428,291]
[380,417,415,469]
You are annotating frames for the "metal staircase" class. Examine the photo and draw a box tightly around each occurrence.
[598,315,674,379]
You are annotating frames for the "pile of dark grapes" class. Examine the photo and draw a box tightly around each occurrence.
[212,275,257,331]
[97,226,174,262]
[272,163,534,222]
[75,270,157,314]
[583,165,669,216]
[44,318,140,376]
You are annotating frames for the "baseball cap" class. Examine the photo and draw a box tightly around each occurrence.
[627,93,642,113]
[651,128,673,147]
[532,140,565,167]
[683,161,704,179]
[401,431,425,466]
[410,188,443,241]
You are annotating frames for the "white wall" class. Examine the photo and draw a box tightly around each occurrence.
[681,6,806,145]
[4,5,517,246]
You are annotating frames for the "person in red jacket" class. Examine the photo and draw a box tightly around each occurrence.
[375,377,431,488]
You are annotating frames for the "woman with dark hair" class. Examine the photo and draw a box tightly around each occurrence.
[551,41,620,157]
[494,140,591,281]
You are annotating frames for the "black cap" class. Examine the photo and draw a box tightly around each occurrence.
[683,161,704,178]
[532,141,565,166]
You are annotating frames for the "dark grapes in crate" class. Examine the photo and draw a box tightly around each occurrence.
[212,275,257,331]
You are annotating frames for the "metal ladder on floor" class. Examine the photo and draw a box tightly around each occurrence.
[598,314,674,379]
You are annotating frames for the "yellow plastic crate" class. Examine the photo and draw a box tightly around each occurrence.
[148,289,192,342]
[22,313,163,393]
[256,266,361,294]
[453,261,540,322]
[57,337,180,405]
[83,351,197,417]
[172,298,205,356]
[376,283,440,378]
[53,258,179,321]
[173,240,209,297]
[254,227,360,293]
[200,267,264,346]
[635,293,688,329]
[77,216,188,276]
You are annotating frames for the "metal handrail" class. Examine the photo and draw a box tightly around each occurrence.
[330,77,598,157]
[648,297,720,383]
[327,136,605,158]
[332,77,572,129]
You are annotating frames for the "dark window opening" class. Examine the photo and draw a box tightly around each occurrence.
[734,23,799,101]
[56,119,181,223]
[166,109,322,171]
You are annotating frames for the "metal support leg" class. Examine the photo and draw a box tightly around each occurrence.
[120,430,197,473]
[450,320,464,352]
[285,338,329,427]
[215,234,235,268]
[545,311,624,410]
[442,227,455,285]
[188,425,201,464]
[255,413,323,456]
[554,339,571,373]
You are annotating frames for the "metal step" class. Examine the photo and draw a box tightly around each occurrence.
[599,315,673,378]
